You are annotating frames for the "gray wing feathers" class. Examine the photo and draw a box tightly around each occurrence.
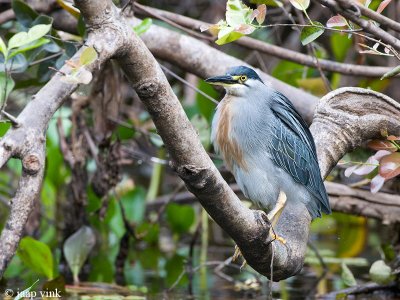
[269,92,331,217]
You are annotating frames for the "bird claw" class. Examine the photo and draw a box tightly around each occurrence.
[232,245,247,270]
[270,232,287,244]
[253,210,287,245]
[232,244,241,262]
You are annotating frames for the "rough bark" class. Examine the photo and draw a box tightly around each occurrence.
[0,2,124,276]
[311,87,400,177]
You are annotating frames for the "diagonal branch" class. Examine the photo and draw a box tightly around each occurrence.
[0,2,124,277]
[117,2,400,281]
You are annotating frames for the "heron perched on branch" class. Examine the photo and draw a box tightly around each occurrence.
[206,66,331,249]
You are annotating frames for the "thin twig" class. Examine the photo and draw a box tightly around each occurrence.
[134,2,214,42]
[159,64,219,105]
[268,244,274,300]
[0,110,20,128]
[29,52,64,67]
[56,116,75,166]
[355,0,400,33]
[135,4,396,77]
[318,0,400,53]
[83,129,99,164]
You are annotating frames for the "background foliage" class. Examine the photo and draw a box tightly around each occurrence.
[0,0,399,298]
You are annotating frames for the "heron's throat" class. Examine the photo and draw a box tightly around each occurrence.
[215,98,248,171]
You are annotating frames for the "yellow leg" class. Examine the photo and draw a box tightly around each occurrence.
[232,245,247,269]
[267,191,287,244]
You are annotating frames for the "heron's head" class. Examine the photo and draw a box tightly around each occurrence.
[205,66,264,97]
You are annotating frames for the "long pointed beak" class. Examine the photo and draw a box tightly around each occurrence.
[205,75,237,85]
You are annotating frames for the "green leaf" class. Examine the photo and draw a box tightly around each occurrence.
[289,0,310,10]
[8,24,51,50]
[14,279,39,300]
[8,38,50,59]
[0,37,7,58]
[105,197,126,239]
[136,222,159,245]
[369,260,394,285]
[330,32,352,62]
[381,65,400,80]
[63,226,96,283]
[12,0,38,28]
[300,22,324,45]
[88,253,114,282]
[250,0,283,6]
[27,23,52,43]
[17,237,54,279]
[195,79,218,121]
[165,254,187,286]
[77,15,86,37]
[0,72,15,104]
[226,0,253,27]
[272,60,307,86]
[296,77,327,96]
[4,53,28,73]
[0,122,11,137]
[341,262,357,286]
[381,243,396,261]
[79,46,98,66]
[32,14,54,27]
[138,247,161,270]
[120,187,146,224]
[216,27,244,45]
[8,32,29,50]
[133,18,153,36]
[166,203,195,234]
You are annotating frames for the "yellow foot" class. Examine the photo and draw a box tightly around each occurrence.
[270,232,286,244]
[232,245,247,269]
[265,190,288,244]
[232,244,241,262]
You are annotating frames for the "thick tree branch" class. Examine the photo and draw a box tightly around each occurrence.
[0,2,124,277]
[1,0,400,283]
[119,3,400,280]
[311,87,400,177]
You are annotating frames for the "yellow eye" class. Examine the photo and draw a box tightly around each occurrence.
[239,75,247,83]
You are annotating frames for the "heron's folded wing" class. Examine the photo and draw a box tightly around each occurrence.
[269,92,331,216]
